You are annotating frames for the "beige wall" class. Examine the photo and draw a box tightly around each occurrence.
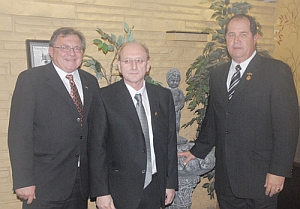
[273,0,300,164]
[0,0,281,208]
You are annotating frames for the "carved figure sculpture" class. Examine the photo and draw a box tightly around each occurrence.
[166,68,215,209]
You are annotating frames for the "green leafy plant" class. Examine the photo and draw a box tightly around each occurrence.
[83,22,161,86]
[202,169,215,199]
[184,0,271,199]
[83,22,134,85]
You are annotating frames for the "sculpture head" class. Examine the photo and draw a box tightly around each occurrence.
[166,68,181,89]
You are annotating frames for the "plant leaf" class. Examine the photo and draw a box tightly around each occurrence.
[124,22,130,33]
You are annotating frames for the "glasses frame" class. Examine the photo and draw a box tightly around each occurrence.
[52,45,83,54]
[119,58,148,65]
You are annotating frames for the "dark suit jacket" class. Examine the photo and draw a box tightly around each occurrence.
[88,80,178,209]
[8,62,99,201]
[190,54,299,198]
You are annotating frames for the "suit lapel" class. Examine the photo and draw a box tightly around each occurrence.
[220,63,231,102]
[79,70,93,122]
[44,63,90,119]
[145,83,159,136]
[213,63,231,104]
[115,80,142,130]
[44,63,76,109]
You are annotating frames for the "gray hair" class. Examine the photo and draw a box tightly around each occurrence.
[49,27,86,51]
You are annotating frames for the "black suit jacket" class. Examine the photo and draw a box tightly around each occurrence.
[8,62,99,201]
[190,54,299,198]
[88,80,178,209]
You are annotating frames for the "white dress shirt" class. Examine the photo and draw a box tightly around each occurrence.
[125,81,157,174]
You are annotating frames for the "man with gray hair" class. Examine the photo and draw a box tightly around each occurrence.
[8,27,99,209]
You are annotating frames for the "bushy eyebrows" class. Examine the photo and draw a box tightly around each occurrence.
[227,31,249,35]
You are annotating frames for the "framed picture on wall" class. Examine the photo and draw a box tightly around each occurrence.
[26,40,51,69]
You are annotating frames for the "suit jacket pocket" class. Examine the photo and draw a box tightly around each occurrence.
[34,154,53,163]
[251,150,271,173]
[251,150,272,161]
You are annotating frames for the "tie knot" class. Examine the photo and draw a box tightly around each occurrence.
[235,65,241,71]
[66,74,74,81]
[134,94,142,103]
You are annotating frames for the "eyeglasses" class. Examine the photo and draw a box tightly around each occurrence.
[52,45,83,53]
[119,58,147,64]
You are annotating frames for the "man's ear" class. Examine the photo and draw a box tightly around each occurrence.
[48,47,53,58]
[253,34,259,45]
[146,60,151,72]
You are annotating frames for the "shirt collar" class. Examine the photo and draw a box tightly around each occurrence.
[124,80,147,103]
[52,62,79,80]
[232,50,256,71]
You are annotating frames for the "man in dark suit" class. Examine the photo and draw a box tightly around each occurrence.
[89,41,178,209]
[178,14,299,209]
[8,27,99,209]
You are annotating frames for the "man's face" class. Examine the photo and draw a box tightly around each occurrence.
[226,17,258,64]
[118,43,151,90]
[49,34,83,73]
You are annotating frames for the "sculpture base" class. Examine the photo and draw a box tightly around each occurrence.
[167,135,215,209]
[167,175,201,209]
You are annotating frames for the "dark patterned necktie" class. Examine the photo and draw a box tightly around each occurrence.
[134,93,152,188]
[228,65,242,99]
[66,74,83,123]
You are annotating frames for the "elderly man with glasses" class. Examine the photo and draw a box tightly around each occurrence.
[8,27,100,209]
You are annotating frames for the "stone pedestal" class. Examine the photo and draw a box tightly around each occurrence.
[168,175,200,209]
[167,135,215,209]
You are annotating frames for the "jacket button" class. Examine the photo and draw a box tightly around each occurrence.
[142,170,146,173]
[226,131,229,134]
[142,149,146,153]
[80,136,83,139]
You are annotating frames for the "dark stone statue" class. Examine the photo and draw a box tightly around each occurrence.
[166,68,185,135]
[166,68,215,209]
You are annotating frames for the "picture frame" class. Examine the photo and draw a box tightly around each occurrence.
[26,39,51,68]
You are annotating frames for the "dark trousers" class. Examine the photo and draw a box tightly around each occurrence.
[216,186,278,209]
[23,169,87,209]
[137,174,161,209]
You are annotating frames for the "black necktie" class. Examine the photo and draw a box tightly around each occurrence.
[134,93,152,188]
[228,65,241,99]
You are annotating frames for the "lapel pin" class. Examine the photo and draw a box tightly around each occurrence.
[155,112,158,116]
[246,72,252,81]
[85,86,88,89]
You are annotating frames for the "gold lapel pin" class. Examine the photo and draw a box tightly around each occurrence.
[155,112,158,116]
[246,72,252,81]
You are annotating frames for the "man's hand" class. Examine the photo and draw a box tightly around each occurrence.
[15,186,36,204]
[264,173,285,197]
[165,189,175,206]
[96,195,116,209]
[178,151,196,166]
